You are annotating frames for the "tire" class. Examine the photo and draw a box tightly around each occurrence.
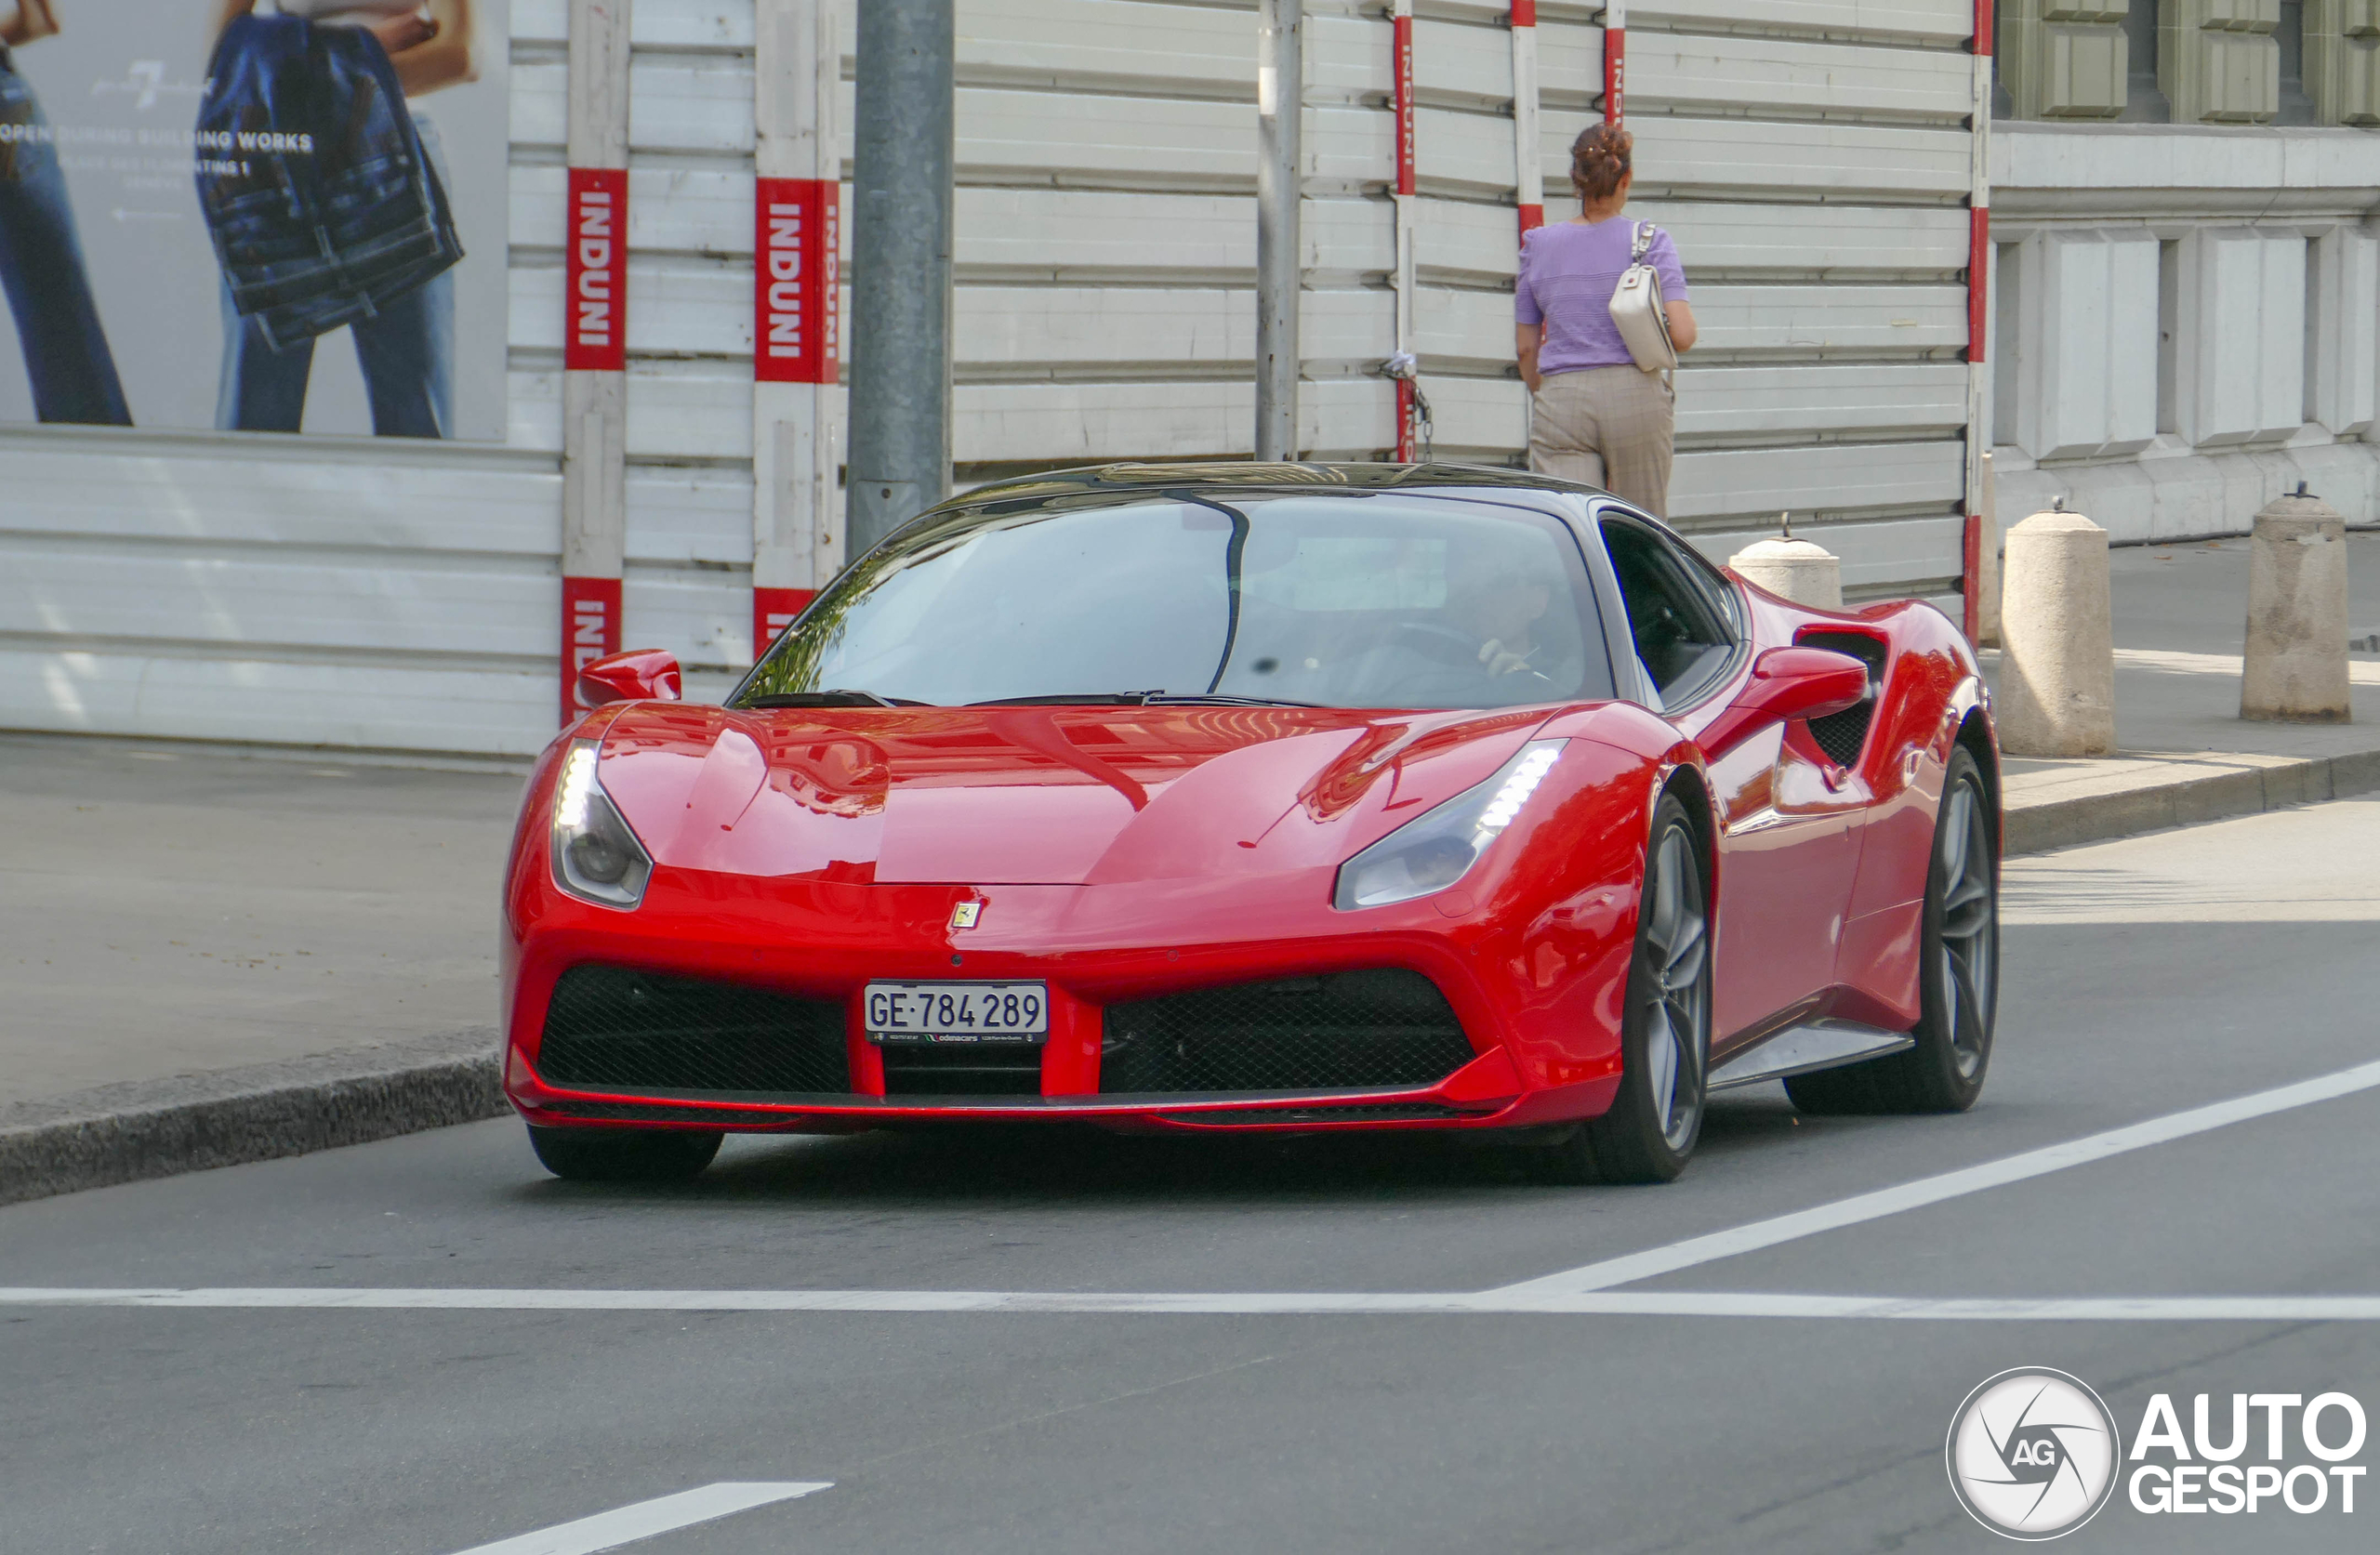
[1786,745,1998,1116]
[527,1124,723,1183]
[1523,792,1712,1185]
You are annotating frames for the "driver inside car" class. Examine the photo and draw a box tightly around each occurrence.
[1342,539,1566,706]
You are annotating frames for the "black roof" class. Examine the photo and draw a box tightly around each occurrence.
[945,461,1613,514]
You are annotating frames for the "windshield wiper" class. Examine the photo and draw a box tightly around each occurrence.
[967,692,1161,706]
[964,691,1326,709]
[745,690,922,708]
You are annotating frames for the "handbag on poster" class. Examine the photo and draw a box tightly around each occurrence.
[194,15,463,351]
[1608,220,1678,376]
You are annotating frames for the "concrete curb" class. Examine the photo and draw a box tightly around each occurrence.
[0,1032,503,1209]
[2005,746,2380,856]
[5,750,2377,1210]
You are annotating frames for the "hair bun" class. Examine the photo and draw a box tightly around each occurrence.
[1567,124,1634,205]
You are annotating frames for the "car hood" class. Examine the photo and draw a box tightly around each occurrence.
[588,702,1567,886]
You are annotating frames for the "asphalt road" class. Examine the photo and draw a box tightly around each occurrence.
[7,797,2380,1554]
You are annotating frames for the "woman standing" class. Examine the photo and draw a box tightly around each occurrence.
[210,0,476,438]
[1515,124,1697,518]
[0,0,132,425]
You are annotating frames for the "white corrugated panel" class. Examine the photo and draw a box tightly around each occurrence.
[0,0,1978,755]
[0,433,561,752]
[1611,1,1976,589]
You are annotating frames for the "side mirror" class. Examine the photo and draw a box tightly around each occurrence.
[1698,646,1869,758]
[576,649,683,708]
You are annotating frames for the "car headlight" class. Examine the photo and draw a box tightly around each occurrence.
[1332,739,1567,910]
[550,740,652,908]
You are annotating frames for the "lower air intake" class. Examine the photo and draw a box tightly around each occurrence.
[535,965,851,1096]
[1100,969,1475,1094]
[879,1042,1045,1098]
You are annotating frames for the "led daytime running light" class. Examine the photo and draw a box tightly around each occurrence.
[556,745,598,830]
[1331,738,1567,911]
[549,739,653,909]
[1475,745,1560,837]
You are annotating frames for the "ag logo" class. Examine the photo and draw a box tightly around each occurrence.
[1947,1368,2122,1540]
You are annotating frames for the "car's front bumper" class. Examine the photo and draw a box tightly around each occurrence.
[502,863,1633,1135]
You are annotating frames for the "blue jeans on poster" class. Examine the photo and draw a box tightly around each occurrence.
[215,264,454,438]
[0,52,132,426]
[214,115,455,439]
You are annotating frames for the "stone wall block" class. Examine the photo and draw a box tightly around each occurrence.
[2163,0,2281,124]
[2177,228,2307,448]
[2306,226,2379,436]
[2008,1,2132,119]
[2008,231,2159,462]
[2306,0,2380,124]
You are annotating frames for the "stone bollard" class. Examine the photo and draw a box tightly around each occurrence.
[1976,452,2003,648]
[1998,507,2116,757]
[2241,486,2351,723]
[1729,520,1843,610]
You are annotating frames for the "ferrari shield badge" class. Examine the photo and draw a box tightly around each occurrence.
[949,902,983,930]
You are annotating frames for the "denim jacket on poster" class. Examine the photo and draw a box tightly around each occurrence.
[196,15,463,351]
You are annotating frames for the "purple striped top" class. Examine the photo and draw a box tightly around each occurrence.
[1515,217,1689,376]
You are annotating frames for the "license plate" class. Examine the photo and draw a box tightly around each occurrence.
[865,981,1049,1044]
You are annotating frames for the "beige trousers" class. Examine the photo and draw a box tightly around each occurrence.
[1528,365,1675,519]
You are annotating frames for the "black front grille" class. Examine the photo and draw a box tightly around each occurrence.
[536,965,851,1096]
[1100,970,1475,1094]
[1798,630,1889,768]
[879,1041,1045,1097]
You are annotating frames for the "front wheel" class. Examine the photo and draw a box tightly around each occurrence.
[1787,744,1998,1115]
[1524,792,1712,1184]
[527,1125,723,1182]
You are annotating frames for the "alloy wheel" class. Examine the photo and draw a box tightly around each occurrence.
[1641,824,1710,1152]
[1935,779,1996,1081]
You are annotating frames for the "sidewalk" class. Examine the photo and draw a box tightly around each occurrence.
[3,537,2375,1204]
[1990,534,2380,852]
[0,733,524,1203]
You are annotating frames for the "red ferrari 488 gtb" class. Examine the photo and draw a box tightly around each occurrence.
[500,464,2000,1185]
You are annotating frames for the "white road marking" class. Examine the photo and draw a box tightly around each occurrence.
[445,1482,829,1555]
[1488,1056,2380,1298]
[4,1287,2380,1320]
[10,1062,2380,1324]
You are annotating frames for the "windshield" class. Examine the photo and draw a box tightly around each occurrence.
[734,493,1616,710]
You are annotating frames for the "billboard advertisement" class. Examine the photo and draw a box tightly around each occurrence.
[0,0,508,441]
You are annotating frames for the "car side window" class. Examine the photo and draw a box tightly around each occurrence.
[1597,515,1739,709]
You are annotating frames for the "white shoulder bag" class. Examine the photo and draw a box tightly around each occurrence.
[1608,220,1677,378]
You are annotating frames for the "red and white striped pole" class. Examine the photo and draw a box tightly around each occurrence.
[752,0,844,661]
[1512,3,1542,236]
[1964,0,1993,643]
[1392,0,1417,459]
[1603,0,1624,125]
[560,0,631,724]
